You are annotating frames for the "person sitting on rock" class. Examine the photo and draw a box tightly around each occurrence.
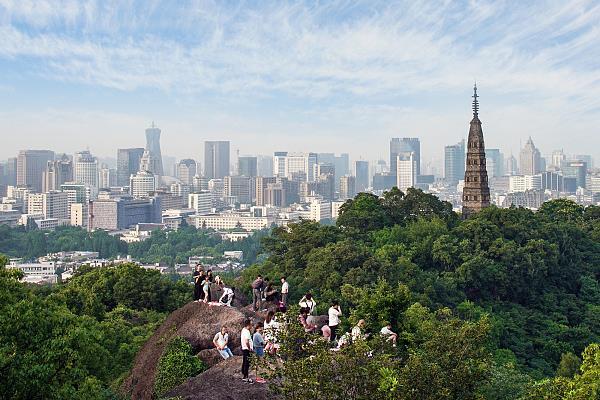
[380,323,398,347]
[213,326,234,359]
[263,311,280,354]
[298,307,317,334]
[264,281,279,303]
[351,319,367,342]
[219,286,235,307]
[241,319,254,384]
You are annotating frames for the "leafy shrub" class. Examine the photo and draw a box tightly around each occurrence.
[153,337,206,398]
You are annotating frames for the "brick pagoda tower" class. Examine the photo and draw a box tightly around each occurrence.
[462,84,490,218]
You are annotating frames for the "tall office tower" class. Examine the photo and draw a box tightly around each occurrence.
[188,192,212,215]
[396,152,417,192]
[334,153,350,176]
[27,191,69,221]
[170,182,191,199]
[17,150,55,193]
[265,183,287,207]
[354,160,369,192]
[139,150,163,177]
[4,157,17,186]
[563,160,587,189]
[204,141,230,179]
[444,139,466,184]
[177,159,197,185]
[224,175,252,204]
[74,151,98,188]
[551,150,566,169]
[99,167,116,189]
[192,175,209,192]
[486,149,504,178]
[339,175,356,200]
[257,155,273,177]
[317,153,336,166]
[89,196,161,231]
[462,85,490,217]
[117,148,144,186]
[390,138,420,177]
[145,122,164,176]
[163,155,177,178]
[0,164,4,197]
[519,137,542,175]
[572,155,593,170]
[43,155,73,192]
[238,156,258,177]
[130,170,157,198]
[505,155,518,175]
[255,176,277,206]
[273,152,318,182]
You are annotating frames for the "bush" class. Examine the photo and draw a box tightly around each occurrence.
[153,337,206,398]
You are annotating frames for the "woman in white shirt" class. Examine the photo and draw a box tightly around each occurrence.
[328,300,342,343]
[298,293,316,315]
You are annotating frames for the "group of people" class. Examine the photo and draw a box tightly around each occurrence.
[212,310,281,385]
[251,275,289,312]
[192,265,235,306]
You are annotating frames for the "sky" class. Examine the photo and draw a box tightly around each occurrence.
[1,0,599,170]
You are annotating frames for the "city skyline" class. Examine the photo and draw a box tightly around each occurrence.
[1,1,599,163]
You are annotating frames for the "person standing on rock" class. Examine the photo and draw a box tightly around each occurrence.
[280,276,289,306]
[241,319,254,384]
[252,275,264,311]
[193,265,203,302]
[202,275,211,303]
[213,326,234,359]
[328,300,342,343]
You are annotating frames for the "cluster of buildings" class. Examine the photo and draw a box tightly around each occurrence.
[1,89,598,238]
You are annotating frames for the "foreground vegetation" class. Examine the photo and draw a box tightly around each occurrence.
[0,189,598,399]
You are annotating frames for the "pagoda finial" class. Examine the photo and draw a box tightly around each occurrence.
[472,83,479,117]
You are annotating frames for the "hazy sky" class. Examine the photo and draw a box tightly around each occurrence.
[1,0,599,168]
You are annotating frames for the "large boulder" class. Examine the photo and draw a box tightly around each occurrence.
[165,356,279,400]
[120,302,262,400]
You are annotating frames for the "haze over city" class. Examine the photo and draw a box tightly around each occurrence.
[1,0,599,164]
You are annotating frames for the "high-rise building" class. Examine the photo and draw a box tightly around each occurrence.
[117,148,144,186]
[223,175,252,204]
[17,150,55,193]
[130,171,157,198]
[462,85,490,217]
[486,149,504,177]
[273,152,317,182]
[571,155,593,170]
[89,196,161,231]
[43,155,73,192]
[505,154,518,175]
[339,175,356,200]
[390,138,420,176]
[396,152,417,192]
[562,160,587,189]
[139,150,162,176]
[238,156,258,177]
[255,176,277,206]
[27,191,69,221]
[74,151,98,188]
[551,150,566,169]
[509,175,542,193]
[334,153,350,189]
[188,192,212,215]
[177,159,197,185]
[519,137,542,175]
[204,141,230,179]
[4,157,17,186]
[192,175,209,193]
[541,171,564,192]
[444,140,465,184]
[257,155,273,177]
[99,167,116,189]
[354,161,369,192]
[145,122,164,176]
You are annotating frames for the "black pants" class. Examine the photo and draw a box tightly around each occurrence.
[194,284,202,301]
[330,324,339,343]
[242,349,251,378]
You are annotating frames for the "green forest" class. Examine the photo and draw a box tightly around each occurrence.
[0,224,266,265]
[1,188,599,399]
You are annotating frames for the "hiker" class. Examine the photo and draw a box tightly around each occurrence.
[264,281,279,303]
[328,300,342,343]
[298,293,316,316]
[192,265,203,302]
[380,323,398,346]
[253,324,265,358]
[263,311,279,354]
[202,275,211,303]
[213,326,234,359]
[280,276,289,306]
[241,319,254,384]
[206,270,214,300]
[219,286,235,306]
[351,319,366,342]
[298,307,317,333]
[252,275,264,311]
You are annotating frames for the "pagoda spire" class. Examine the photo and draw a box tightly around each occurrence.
[472,83,479,118]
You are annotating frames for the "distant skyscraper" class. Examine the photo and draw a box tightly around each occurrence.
[505,154,518,175]
[130,170,157,198]
[354,160,369,192]
[390,138,420,176]
[257,155,273,177]
[177,159,197,185]
[462,85,490,217]
[273,152,317,182]
[486,149,504,177]
[139,150,162,176]
[117,148,144,186]
[74,151,98,188]
[4,157,17,186]
[551,150,566,169]
[99,167,116,189]
[519,137,542,175]
[563,160,587,189]
[238,156,258,177]
[396,152,417,192]
[444,139,465,184]
[145,122,164,176]
[339,175,356,199]
[204,141,230,179]
[43,155,73,192]
[571,155,593,170]
[17,150,55,193]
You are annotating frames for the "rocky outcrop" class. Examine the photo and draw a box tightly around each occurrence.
[120,301,262,400]
[164,356,279,400]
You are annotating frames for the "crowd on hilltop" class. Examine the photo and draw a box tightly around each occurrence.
[191,266,398,384]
